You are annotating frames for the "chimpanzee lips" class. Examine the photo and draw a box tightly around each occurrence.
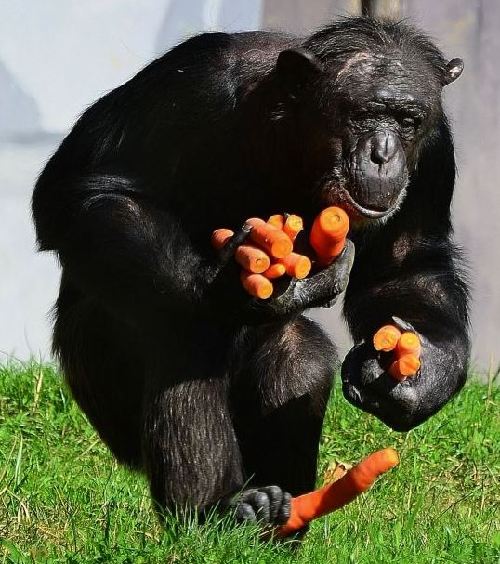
[340,189,393,219]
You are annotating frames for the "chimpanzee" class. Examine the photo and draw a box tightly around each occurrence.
[32,17,469,529]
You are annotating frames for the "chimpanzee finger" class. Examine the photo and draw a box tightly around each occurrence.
[217,223,252,266]
[258,485,283,522]
[277,491,292,525]
[234,502,257,523]
[391,316,417,333]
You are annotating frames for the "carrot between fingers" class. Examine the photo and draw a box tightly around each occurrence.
[277,252,312,279]
[283,215,304,242]
[396,332,422,358]
[310,206,350,265]
[235,245,271,274]
[211,228,234,249]
[277,448,399,537]
[240,271,273,299]
[267,214,285,230]
[373,325,402,352]
[263,263,287,279]
[388,354,421,381]
[246,218,293,259]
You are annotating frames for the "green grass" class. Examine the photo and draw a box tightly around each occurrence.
[0,363,498,563]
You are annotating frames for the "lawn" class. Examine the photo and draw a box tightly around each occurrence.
[0,363,498,563]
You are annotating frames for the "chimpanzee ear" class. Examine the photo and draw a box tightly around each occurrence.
[276,48,323,91]
[443,58,464,85]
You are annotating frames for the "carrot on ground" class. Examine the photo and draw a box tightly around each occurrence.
[277,448,399,537]
[277,252,312,280]
[234,244,271,274]
[211,228,234,250]
[373,325,402,352]
[263,263,287,280]
[310,206,350,265]
[240,271,273,299]
[388,354,421,381]
[246,218,293,259]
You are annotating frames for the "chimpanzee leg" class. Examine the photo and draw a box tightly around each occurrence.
[233,315,337,497]
[53,273,145,468]
[142,321,245,514]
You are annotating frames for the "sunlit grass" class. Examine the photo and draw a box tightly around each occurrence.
[0,362,498,563]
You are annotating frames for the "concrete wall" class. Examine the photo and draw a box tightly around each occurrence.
[1,1,498,369]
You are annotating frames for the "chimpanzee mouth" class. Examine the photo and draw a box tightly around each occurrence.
[340,189,393,219]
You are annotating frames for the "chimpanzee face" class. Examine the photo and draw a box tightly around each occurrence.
[276,48,463,225]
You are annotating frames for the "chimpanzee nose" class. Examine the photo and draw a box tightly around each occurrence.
[371,131,397,164]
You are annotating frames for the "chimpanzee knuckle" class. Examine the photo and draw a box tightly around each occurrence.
[235,502,257,522]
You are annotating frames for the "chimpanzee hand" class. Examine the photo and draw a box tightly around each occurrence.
[341,319,467,431]
[222,486,291,526]
[249,239,355,319]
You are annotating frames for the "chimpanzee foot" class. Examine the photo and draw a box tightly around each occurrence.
[229,485,292,526]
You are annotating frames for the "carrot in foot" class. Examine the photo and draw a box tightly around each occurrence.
[277,252,312,280]
[277,448,399,537]
[240,272,273,299]
[373,325,402,352]
[246,218,293,259]
[211,228,234,249]
[263,263,286,279]
[310,206,350,265]
[235,245,271,274]
[388,354,421,381]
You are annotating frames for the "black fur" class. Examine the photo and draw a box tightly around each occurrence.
[32,17,469,527]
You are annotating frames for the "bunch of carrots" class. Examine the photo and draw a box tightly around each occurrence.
[373,325,422,380]
[211,207,350,299]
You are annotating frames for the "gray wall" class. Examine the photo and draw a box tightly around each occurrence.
[1,1,498,369]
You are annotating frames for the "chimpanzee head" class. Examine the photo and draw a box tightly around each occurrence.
[273,18,463,226]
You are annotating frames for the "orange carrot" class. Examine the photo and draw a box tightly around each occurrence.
[388,354,421,381]
[283,215,304,242]
[373,325,402,352]
[246,218,293,259]
[277,253,312,280]
[234,245,271,274]
[267,214,285,230]
[277,448,399,537]
[240,272,273,299]
[263,263,287,280]
[396,332,422,358]
[310,206,350,265]
[211,228,234,249]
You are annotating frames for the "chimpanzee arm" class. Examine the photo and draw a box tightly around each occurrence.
[32,172,243,327]
[341,120,470,431]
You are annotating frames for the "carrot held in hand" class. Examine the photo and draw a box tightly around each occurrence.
[373,325,402,352]
[310,206,350,265]
[267,214,285,230]
[246,218,293,259]
[277,448,399,537]
[211,228,234,249]
[234,245,271,274]
[283,214,304,242]
[263,263,286,279]
[277,252,312,280]
[396,332,422,358]
[240,271,273,299]
[388,354,421,381]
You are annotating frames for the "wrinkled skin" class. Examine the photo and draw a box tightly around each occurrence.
[32,17,469,532]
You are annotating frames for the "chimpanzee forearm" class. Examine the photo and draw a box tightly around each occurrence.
[33,173,223,325]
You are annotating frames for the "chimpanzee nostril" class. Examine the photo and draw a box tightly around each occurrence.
[371,131,397,165]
